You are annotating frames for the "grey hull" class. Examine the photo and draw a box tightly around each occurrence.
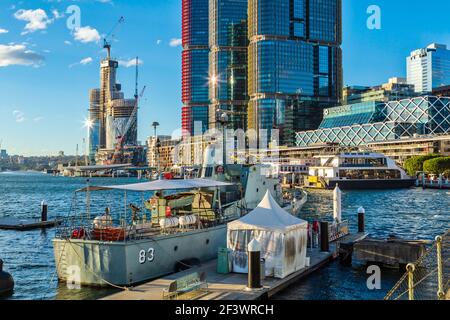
[53,225,226,286]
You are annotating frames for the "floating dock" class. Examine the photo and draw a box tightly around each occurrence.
[0,217,61,231]
[102,232,367,300]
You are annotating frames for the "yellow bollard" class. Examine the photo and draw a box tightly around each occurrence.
[435,236,445,300]
[406,263,415,300]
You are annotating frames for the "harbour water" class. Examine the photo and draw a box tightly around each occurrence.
[0,172,448,300]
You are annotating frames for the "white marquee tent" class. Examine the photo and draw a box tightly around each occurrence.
[227,191,308,279]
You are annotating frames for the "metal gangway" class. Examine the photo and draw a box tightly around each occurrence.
[385,230,449,300]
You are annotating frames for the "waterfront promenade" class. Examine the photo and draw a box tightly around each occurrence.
[102,233,367,300]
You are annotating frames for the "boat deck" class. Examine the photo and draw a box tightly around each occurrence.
[102,232,367,300]
[0,217,61,231]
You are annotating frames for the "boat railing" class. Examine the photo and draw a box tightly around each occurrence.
[55,203,243,242]
[328,220,349,242]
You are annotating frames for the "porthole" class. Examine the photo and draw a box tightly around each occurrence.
[206,239,210,245]
[174,246,178,251]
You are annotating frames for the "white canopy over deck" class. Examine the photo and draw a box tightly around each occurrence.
[76,178,234,193]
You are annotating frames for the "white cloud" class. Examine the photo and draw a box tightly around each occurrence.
[64,40,72,45]
[80,57,93,65]
[118,58,143,68]
[14,9,53,35]
[73,26,101,43]
[69,57,94,68]
[0,28,9,34]
[0,44,45,67]
[52,10,64,20]
[156,39,162,45]
[169,38,182,47]
[13,110,25,123]
[33,116,44,122]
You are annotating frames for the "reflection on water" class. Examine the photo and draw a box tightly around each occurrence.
[0,172,449,300]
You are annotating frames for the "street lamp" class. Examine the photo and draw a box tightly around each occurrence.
[216,109,229,166]
[152,121,160,174]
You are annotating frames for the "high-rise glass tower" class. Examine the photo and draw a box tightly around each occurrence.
[407,43,450,94]
[208,0,249,131]
[181,0,210,136]
[248,0,342,146]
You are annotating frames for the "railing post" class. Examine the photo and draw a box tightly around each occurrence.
[406,263,415,300]
[436,235,445,300]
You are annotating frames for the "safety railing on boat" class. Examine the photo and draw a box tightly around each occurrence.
[55,205,244,242]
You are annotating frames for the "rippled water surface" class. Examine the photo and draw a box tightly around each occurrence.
[0,172,448,300]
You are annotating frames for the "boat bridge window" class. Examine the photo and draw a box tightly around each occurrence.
[340,157,386,168]
[339,169,401,180]
[204,167,213,177]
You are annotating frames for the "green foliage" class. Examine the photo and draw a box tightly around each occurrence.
[403,154,442,176]
[423,157,450,175]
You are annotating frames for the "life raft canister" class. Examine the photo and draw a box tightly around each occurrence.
[71,228,86,239]
[165,206,172,217]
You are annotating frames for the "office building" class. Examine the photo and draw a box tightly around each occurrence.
[407,43,450,93]
[343,77,416,105]
[433,85,450,97]
[248,0,343,146]
[0,149,7,159]
[181,0,210,136]
[147,135,172,168]
[296,96,450,147]
[208,0,249,131]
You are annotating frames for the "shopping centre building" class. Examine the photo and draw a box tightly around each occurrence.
[295,95,450,147]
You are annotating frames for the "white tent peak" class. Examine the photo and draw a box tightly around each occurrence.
[228,191,307,232]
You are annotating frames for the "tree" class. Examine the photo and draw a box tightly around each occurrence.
[403,154,442,176]
[423,157,450,175]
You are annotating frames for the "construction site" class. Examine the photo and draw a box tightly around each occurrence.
[88,17,147,167]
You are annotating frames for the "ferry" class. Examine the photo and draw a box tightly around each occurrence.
[52,145,306,287]
[305,152,416,190]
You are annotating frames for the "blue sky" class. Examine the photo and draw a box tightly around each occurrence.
[0,0,449,156]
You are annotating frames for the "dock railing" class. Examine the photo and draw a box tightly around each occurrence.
[384,229,449,300]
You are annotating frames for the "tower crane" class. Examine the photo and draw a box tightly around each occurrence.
[103,16,125,58]
[110,72,146,165]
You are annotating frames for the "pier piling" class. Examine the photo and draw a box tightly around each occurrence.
[358,207,365,233]
[320,221,329,252]
[41,200,48,222]
[247,239,262,289]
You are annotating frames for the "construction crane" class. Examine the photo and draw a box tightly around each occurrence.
[103,16,125,58]
[110,81,146,165]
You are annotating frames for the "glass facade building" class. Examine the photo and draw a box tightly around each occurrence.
[248,0,342,146]
[407,43,450,94]
[182,0,210,135]
[296,96,450,147]
[208,0,249,130]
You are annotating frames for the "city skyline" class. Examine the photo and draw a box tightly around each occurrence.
[0,0,449,156]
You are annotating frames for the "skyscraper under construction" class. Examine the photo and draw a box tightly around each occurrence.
[88,49,138,164]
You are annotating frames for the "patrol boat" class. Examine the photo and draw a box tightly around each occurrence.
[52,155,305,286]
